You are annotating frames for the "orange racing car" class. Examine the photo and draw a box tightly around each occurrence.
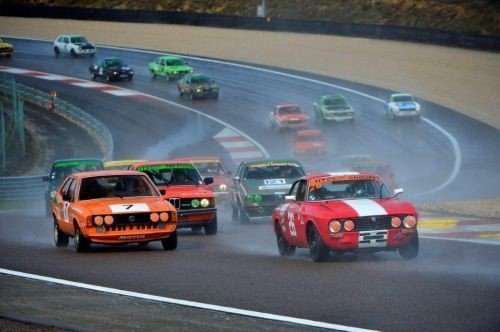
[51,170,178,252]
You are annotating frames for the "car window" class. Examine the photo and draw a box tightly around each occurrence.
[243,164,305,180]
[393,95,414,103]
[191,76,210,85]
[288,180,300,196]
[63,37,69,44]
[70,36,88,44]
[278,106,301,115]
[296,180,307,201]
[135,164,203,186]
[193,161,225,176]
[60,177,73,196]
[166,58,184,66]
[79,175,158,200]
[57,36,64,43]
[67,179,77,201]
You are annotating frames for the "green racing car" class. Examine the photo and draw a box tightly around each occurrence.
[313,95,355,122]
[148,55,193,80]
[230,159,306,223]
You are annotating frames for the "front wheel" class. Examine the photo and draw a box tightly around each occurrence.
[90,71,96,80]
[54,47,60,56]
[54,220,69,247]
[150,70,156,79]
[189,92,196,100]
[204,215,218,235]
[308,225,329,262]
[399,233,419,260]
[105,74,111,82]
[70,49,77,58]
[237,204,249,224]
[161,231,177,250]
[128,75,133,81]
[276,224,295,256]
[74,226,90,252]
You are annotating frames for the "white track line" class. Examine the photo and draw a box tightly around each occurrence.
[5,36,461,195]
[0,268,376,332]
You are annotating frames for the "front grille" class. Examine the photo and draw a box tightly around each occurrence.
[112,213,151,225]
[261,194,284,203]
[104,222,161,232]
[352,215,403,231]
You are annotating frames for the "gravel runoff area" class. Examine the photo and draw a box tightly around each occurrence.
[1,16,499,217]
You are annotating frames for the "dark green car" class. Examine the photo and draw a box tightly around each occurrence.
[177,74,219,100]
[230,159,306,223]
[43,159,104,217]
[148,55,193,80]
[313,95,355,122]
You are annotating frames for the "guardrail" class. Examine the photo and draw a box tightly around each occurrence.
[2,4,499,51]
[0,77,114,203]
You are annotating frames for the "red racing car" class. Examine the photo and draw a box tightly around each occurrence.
[272,172,419,262]
[269,104,309,131]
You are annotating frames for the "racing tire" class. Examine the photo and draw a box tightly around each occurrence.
[161,231,177,251]
[178,88,184,97]
[6,54,11,58]
[204,215,218,235]
[237,204,249,224]
[398,232,419,260]
[387,110,395,120]
[189,92,196,100]
[308,225,329,262]
[128,75,133,81]
[70,49,77,58]
[150,71,156,79]
[74,226,90,253]
[276,224,295,256]
[191,225,203,233]
[90,71,96,80]
[213,93,219,100]
[105,74,111,82]
[54,47,60,56]
[54,219,69,248]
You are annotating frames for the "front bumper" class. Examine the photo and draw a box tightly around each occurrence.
[84,222,176,244]
[193,89,218,98]
[76,48,96,55]
[394,110,420,117]
[242,203,278,221]
[0,49,13,56]
[323,114,354,121]
[323,228,417,251]
[176,208,217,228]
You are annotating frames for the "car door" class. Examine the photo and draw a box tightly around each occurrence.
[63,36,70,53]
[54,177,75,232]
[280,180,300,244]
[290,180,308,245]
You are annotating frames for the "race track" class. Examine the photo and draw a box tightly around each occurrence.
[0,38,499,331]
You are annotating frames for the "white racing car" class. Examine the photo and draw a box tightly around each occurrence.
[385,93,421,120]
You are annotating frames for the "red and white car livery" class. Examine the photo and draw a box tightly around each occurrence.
[269,104,309,130]
[272,171,419,262]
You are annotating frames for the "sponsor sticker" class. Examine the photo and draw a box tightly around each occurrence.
[264,179,286,185]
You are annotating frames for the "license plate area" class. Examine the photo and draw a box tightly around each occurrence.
[358,230,387,248]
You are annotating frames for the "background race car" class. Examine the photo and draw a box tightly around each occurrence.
[269,104,309,131]
[293,129,327,159]
[0,38,13,57]
[89,58,134,81]
[272,172,418,262]
[230,159,306,223]
[53,34,96,57]
[43,159,104,217]
[148,55,193,80]
[104,160,147,170]
[130,161,217,235]
[51,171,177,252]
[177,73,219,99]
[314,95,355,123]
[385,93,421,120]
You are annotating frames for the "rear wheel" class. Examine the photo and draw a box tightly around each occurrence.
[204,215,218,235]
[150,70,156,79]
[399,232,419,260]
[74,226,90,252]
[54,47,60,56]
[276,224,295,256]
[54,219,69,247]
[308,225,329,262]
[70,49,77,57]
[161,231,177,250]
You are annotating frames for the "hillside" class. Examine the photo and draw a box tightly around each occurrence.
[2,0,499,36]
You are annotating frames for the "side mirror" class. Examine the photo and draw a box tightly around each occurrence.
[393,188,404,197]
[285,195,296,201]
[203,177,214,185]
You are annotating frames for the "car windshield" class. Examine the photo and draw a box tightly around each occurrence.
[297,133,324,142]
[166,58,184,66]
[278,106,302,115]
[105,59,124,67]
[192,161,225,176]
[79,175,158,200]
[135,164,203,186]
[393,95,414,103]
[70,36,88,44]
[191,76,211,84]
[244,163,305,180]
[49,160,103,185]
[308,178,390,201]
[324,97,347,107]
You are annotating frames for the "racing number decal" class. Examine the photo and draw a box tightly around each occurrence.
[287,210,297,237]
[63,201,70,223]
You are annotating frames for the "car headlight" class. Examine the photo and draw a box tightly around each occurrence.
[79,46,82,51]
[391,216,402,228]
[196,88,202,92]
[245,195,254,203]
[254,194,263,203]
[94,216,104,226]
[113,71,118,75]
[328,220,342,233]
[150,213,160,222]
[219,184,227,191]
[50,190,57,198]
[403,215,417,228]
[191,199,200,208]
[160,212,169,222]
[104,215,114,225]
[173,71,177,74]
[200,198,210,208]
[130,71,134,75]
[416,104,421,111]
[343,219,355,231]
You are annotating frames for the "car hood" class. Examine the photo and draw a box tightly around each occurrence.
[243,178,296,195]
[77,197,168,215]
[393,102,417,109]
[324,105,351,111]
[107,65,131,71]
[294,141,326,149]
[158,185,214,198]
[0,42,13,48]
[166,65,193,72]
[277,113,309,121]
[315,198,416,218]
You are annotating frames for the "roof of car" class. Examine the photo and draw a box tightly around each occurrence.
[276,104,300,108]
[391,93,413,97]
[69,170,146,179]
[104,160,146,167]
[241,158,303,167]
[52,158,102,164]
[322,94,345,99]
[130,160,196,168]
[158,55,183,60]
[174,156,221,162]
